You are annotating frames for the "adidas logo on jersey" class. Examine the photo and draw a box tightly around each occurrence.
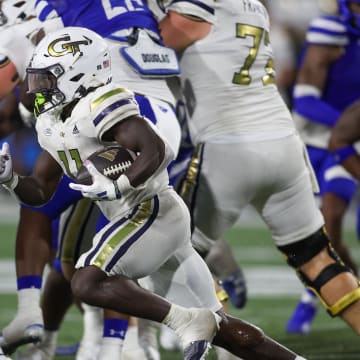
[72,125,80,135]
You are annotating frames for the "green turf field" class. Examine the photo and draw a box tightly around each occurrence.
[0,223,359,359]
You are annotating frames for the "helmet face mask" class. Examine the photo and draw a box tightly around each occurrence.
[26,27,112,116]
[27,64,65,116]
[338,0,360,35]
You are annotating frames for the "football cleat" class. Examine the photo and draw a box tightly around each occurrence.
[183,340,211,360]
[1,322,44,355]
[221,270,247,309]
[14,330,57,360]
[0,345,12,360]
[286,300,318,334]
[173,308,221,360]
[14,345,52,360]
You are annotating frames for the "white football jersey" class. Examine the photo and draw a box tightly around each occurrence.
[148,0,215,24]
[179,0,295,143]
[36,83,172,220]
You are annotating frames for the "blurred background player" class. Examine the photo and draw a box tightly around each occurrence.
[153,0,360,340]
[330,99,360,178]
[287,0,360,334]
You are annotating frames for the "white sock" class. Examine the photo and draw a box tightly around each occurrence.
[40,330,58,352]
[162,304,188,332]
[81,304,103,344]
[18,288,41,312]
[98,336,123,360]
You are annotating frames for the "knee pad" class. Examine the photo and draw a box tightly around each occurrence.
[278,228,360,316]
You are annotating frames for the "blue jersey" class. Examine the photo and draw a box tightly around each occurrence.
[294,15,360,200]
[36,0,160,39]
[301,15,360,112]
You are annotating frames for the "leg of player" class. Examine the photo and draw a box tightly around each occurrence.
[322,192,358,274]
[71,261,304,359]
[15,262,74,360]
[137,319,161,360]
[287,179,359,334]
[204,239,247,309]
[0,207,52,354]
[75,304,102,360]
[279,227,360,335]
[122,317,150,360]
[97,309,130,360]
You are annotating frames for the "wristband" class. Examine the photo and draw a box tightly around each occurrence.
[4,173,19,190]
[332,145,357,164]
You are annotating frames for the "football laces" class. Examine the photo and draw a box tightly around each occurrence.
[103,161,132,177]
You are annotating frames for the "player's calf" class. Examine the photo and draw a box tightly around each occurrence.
[213,313,302,359]
[278,227,360,334]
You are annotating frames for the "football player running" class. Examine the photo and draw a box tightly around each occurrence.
[287,0,360,334]
[156,0,360,339]
[0,26,307,360]
[0,0,184,357]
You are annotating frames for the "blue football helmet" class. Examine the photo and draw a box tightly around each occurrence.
[338,0,360,35]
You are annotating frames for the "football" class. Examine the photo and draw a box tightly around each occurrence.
[76,146,135,185]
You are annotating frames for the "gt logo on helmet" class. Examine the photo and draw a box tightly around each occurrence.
[48,35,92,57]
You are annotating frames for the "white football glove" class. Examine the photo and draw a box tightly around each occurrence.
[0,142,14,185]
[69,160,131,201]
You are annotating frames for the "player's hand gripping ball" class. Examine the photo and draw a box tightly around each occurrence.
[76,146,134,185]
[70,146,135,200]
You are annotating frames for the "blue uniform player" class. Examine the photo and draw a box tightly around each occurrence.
[288,0,360,334]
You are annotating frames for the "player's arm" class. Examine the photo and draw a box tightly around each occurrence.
[103,114,173,187]
[0,145,63,206]
[329,100,360,179]
[0,91,22,138]
[159,10,211,55]
[293,44,343,127]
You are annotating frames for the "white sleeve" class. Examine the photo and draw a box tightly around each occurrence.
[90,87,141,141]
